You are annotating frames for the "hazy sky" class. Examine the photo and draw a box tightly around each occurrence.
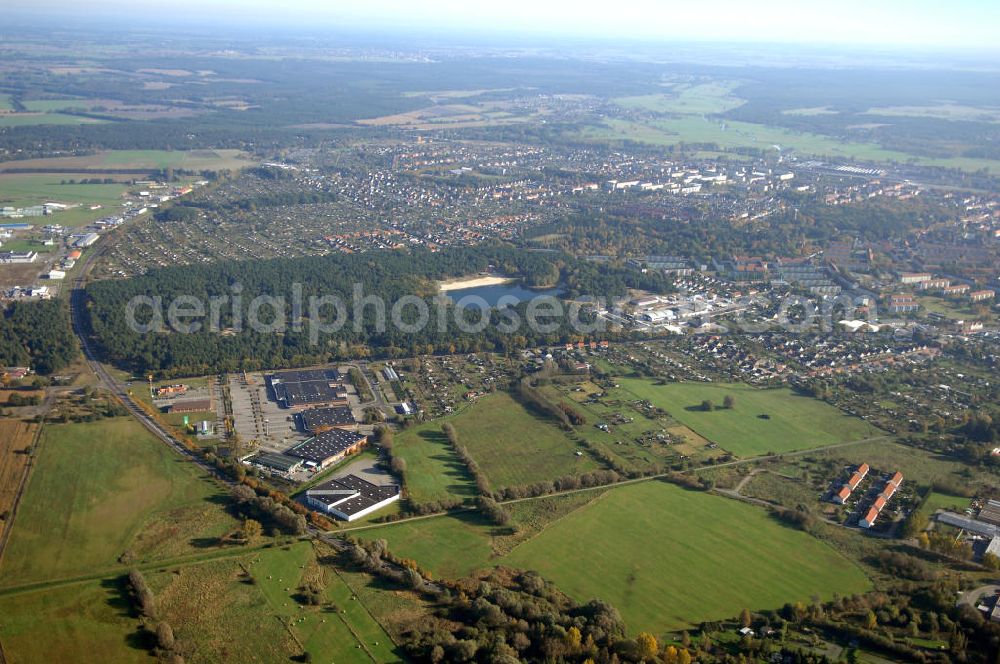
[10,0,1000,49]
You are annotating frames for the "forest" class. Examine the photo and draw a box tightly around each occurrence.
[84,244,671,377]
[0,300,78,375]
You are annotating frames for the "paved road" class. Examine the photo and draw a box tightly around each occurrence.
[957,584,1000,608]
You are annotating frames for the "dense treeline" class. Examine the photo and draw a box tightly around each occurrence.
[230,484,307,536]
[0,300,78,374]
[85,245,670,376]
[527,196,950,260]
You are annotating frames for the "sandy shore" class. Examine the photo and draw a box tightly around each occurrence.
[438,275,514,292]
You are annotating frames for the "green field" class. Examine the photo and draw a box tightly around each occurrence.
[0,113,106,127]
[356,511,496,578]
[616,81,745,115]
[0,418,239,585]
[393,421,478,505]
[448,392,599,487]
[504,482,871,633]
[149,541,401,663]
[0,173,131,227]
[580,117,1000,173]
[618,379,880,457]
[393,391,600,501]
[920,491,971,515]
[0,149,251,173]
[0,580,149,664]
[359,481,871,635]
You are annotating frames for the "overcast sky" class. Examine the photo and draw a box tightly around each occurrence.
[9,0,1000,50]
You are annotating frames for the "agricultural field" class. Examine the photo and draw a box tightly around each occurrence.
[615,81,745,115]
[357,103,530,130]
[503,482,871,633]
[0,420,37,542]
[0,149,252,173]
[579,116,1000,173]
[0,173,133,227]
[148,541,402,663]
[865,103,1000,123]
[447,391,600,488]
[0,113,106,127]
[358,480,871,636]
[352,488,603,575]
[392,420,479,505]
[0,579,149,664]
[618,379,881,457]
[0,417,240,585]
[354,511,496,579]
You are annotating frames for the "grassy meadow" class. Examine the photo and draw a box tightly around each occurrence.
[0,579,149,664]
[393,420,479,505]
[448,391,599,487]
[0,149,251,172]
[619,379,880,457]
[580,117,1000,173]
[503,482,871,633]
[149,541,402,663]
[357,480,871,635]
[0,418,239,585]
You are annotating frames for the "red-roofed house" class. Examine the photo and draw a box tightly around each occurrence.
[834,486,852,504]
[860,506,880,528]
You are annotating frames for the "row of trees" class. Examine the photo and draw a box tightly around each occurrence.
[230,484,307,536]
[126,569,184,663]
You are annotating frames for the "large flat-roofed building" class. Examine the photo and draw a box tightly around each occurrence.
[268,368,346,409]
[244,452,304,477]
[304,474,400,521]
[0,251,38,264]
[296,406,357,433]
[286,429,367,469]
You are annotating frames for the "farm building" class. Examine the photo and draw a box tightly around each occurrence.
[304,474,400,521]
[286,429,367,469]
[268,368,346,409]
[296,406,357,433]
